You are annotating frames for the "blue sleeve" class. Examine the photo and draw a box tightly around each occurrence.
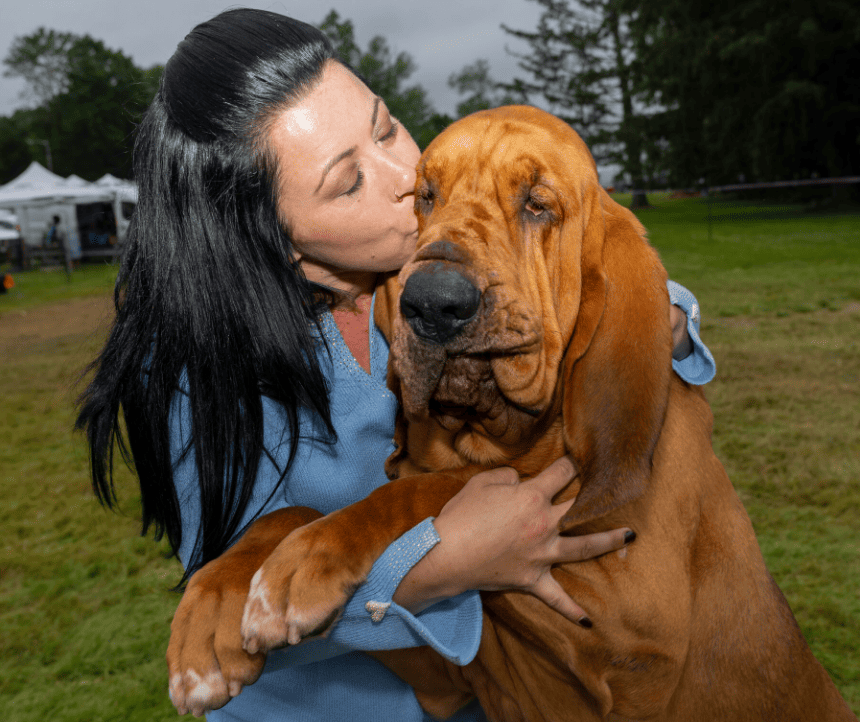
[667,280,716,385]
[329,518,482,665]
[169,389,482,671]
[265,520,482,672]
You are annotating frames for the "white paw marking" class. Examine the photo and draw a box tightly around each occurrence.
[246,568,274,617]
[168,673,183,707]
[242,570,284,650]
[228,679,243,698]
[183,668,225,712]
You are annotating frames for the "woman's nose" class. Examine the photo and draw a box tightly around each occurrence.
[390,160,416,201]
[378,144,418,198]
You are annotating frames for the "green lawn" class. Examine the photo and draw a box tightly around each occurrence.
[640,195,860,703]
[0,259,118,311]
[1,199,858,719]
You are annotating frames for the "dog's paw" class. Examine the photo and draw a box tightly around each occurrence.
[241,521,368,653]
[167,566,266,716]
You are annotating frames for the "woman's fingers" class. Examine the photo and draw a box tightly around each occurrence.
[434,455,633,602]
[528,573,590,626]
[527,455,578,497]
[475,455,576,499]
[555,527,634,564]
[474,465,520,487]
[529,527,634,627]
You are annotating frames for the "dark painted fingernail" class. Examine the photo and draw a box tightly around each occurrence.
[624,530,637,544]
[578,616,593,629]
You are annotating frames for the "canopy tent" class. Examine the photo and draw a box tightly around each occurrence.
[63,174,91,188]
[0,160,67,192]
[0,161,117,207]
[0,162,136,252]
[95,172,127,187]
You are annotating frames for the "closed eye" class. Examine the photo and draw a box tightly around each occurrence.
[344,170,364,197]
[379,121,399,143]
[522,185,556,222]
[525,198,545,216]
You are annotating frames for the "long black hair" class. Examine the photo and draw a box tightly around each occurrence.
[76,9,341,588]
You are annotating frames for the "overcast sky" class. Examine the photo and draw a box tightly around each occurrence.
[0,0,622,183]
[1,0,543,120]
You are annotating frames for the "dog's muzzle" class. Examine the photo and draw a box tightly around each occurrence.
[400,262,481,344]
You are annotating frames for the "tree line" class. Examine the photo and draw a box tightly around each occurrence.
[1,29,160,182]
[1,1,857,205]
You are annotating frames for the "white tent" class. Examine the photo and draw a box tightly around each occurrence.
[0,162,135,250]
[95,172,127,188]
[63,174,91,188]
[0,161,113,206]
[0,160,66,192]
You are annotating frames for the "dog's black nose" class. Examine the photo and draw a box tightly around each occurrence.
[400,263,481,344]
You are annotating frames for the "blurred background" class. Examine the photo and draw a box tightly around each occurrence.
[1,0,857,191]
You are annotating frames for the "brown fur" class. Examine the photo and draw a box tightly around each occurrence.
[167,106,856,721]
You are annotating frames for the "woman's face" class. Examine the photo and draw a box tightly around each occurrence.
[269,61,421,294]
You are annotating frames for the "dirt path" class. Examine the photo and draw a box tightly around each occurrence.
[2,294,855,356]
[0,295,114,354]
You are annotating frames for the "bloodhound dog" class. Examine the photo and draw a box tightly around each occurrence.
[167,106,857,721]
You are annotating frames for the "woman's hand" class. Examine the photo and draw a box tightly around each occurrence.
[670,303,693,360]
[393,456,633,625]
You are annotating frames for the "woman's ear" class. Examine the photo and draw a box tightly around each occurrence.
[561,188,673,528]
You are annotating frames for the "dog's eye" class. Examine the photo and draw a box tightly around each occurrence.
[523,186,554,221]
[525,198,545,216]
[417,186,435,213]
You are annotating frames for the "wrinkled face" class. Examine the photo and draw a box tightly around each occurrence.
[269,61,421,292]
[392,106,601,445]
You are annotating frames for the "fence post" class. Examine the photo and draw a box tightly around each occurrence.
[60,234,73,281]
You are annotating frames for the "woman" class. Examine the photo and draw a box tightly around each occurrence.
[76,9,715,721]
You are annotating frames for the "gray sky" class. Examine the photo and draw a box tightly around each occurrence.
[0,0,542,120]
[0,0,622,183]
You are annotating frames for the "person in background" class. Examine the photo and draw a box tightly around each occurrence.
[46,215,65,248]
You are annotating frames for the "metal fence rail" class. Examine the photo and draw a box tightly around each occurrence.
[708,176,860,193]
[703,176,860,241]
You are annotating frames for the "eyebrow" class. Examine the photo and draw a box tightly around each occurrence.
[315,96,383,194]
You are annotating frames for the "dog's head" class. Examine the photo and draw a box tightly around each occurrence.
[377,106,672,523]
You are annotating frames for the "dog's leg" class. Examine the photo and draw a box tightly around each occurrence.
[240,472,468,652]
[167,506,322,716]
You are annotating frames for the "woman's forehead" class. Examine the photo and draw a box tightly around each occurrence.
[270,64,375,157]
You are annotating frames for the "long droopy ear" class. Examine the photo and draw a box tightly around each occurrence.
[374,272,411,479]
[373,272,402,345]
[560,187,672,528]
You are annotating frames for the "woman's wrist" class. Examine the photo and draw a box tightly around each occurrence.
[391,527,469,614]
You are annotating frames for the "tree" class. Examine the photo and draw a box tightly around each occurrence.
[502,0,658,207]
[3,28,161,180]
[447,59,528,118]
[52,36,159,178]
[0,111,34,183]
[3,29,76,108]
[4,28,77,170]
[624,0,860,186]
[317,10,446,148]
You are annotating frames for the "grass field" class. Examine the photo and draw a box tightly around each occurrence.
[1,196,858,720]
